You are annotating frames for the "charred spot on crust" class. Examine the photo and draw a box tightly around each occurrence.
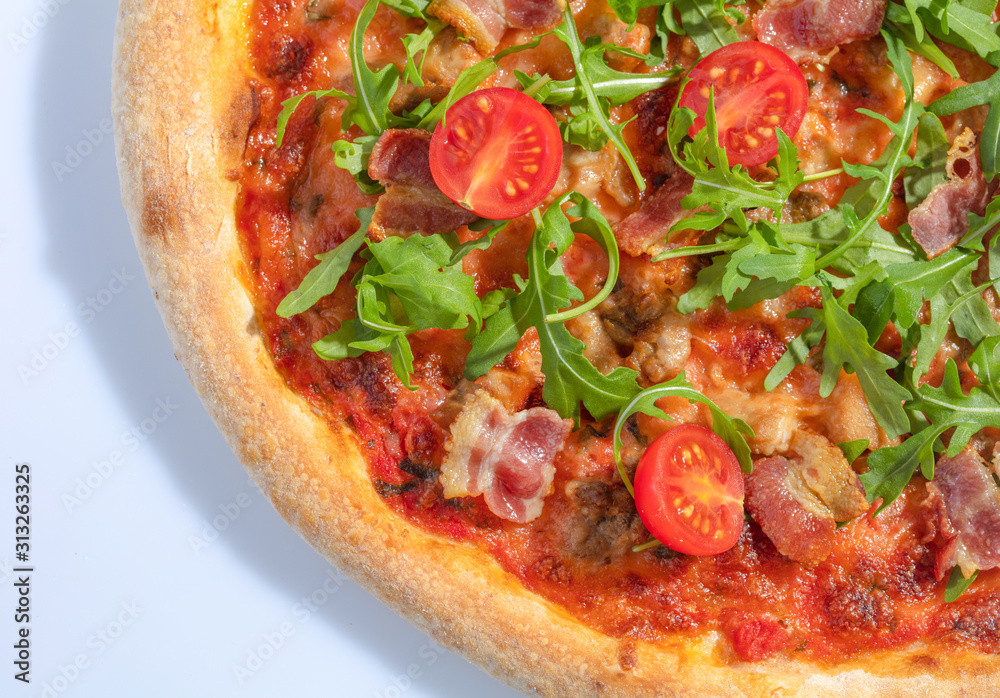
[141,189,176,244]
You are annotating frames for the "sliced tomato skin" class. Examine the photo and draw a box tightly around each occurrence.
[678,41,808,167]
[429,87,563,220]
[633,424,745,556]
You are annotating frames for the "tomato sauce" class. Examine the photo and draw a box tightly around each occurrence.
[237,0,1000,664]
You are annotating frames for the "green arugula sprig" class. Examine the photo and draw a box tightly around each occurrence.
[467,193,641,424]
[927,51,1000,180]
[312,229,498,389]
[899,0,1000,61]
[667,0,742,55]
[517,39,680,107]
[551,5,649,191]
[611,372,755,498]
[614,0,742,55]
[861,341,1000,514]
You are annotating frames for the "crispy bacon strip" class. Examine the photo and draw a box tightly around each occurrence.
[428,0,563,54]
[928,449,1000,580]
[745,431,868,566]
[367,128,477,236]
[908,130,991,259]
[753,0,886,59]
[612,172,696,257]
[440,391,572,523]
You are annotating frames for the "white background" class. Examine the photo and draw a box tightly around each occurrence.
[0,1,524,695]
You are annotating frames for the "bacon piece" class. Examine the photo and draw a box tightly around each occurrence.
[908,129,991,259]
[745,431,868,566]
[368,128,436,188]
[440,391,572,523]
[753,0,886,59]
[790,430,869,521]
[428,0,563,54]
[746,455,837,566]
[367,128,477,236]
[928,449,1000,580]
[612,172,696,257]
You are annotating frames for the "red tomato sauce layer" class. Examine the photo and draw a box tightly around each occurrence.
[237,0,1000,664]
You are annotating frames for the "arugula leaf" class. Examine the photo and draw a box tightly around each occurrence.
[520,41,679,107]
[944,274,1000,346]
[861,422,945,513]
[415,58,498,129]
[901,0,1000,61]
[612,372,756,496]
[911,279,999,378]
[607,0,667,24]
[545,194,622,322]
[884,3,959,78]
[902,112,949,209]
[466,194,641,423]
[400,19,447,86]
[910,357,1000,457]
[968,335,1000,402]
[276,88,351,148]
[553,6,647,191]
[945,566,980,602]
[446,219,508,265]
[819,285,912,439]
[295,219,490,388]
[558,105,610,151]
[884,248,979,328]
[343,0,399,136]
[672,0,741,55]
[764,307,824,389]
[365,234,482,330]
[276,208,373,317]
[837,439,870,464]
[852,279,895,344]
[928,57,1000,179]
[378,0,431,17]
[812,31,924,272]
[864,350,1000,512]
[331,135,384,195]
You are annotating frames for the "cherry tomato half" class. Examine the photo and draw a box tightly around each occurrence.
[633,424,745,555]
[678,41,808,167]
[429,87,563,220]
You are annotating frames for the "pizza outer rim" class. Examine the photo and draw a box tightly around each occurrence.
[112,0,1000,694]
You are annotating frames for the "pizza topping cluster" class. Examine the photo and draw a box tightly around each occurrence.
[241,0,1000,661]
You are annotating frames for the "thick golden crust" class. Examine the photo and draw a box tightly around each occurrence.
[112,0,1000,694]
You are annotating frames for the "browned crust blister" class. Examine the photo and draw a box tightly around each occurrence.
[112,0,1000,694]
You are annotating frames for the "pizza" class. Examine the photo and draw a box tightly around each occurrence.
[113,0,1000,693]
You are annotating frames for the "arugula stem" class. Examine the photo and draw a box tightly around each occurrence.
[632,539,662,553]
[801,167,843,182]
[558,5,646,191]
[530,206,544,229]
[813,102,919,271]
[653,238,744,261]
[522,74,552,99]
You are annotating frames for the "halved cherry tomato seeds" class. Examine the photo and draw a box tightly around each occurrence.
[429,87,563,220]
[678,41,808,167]
[633,424,745,556]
